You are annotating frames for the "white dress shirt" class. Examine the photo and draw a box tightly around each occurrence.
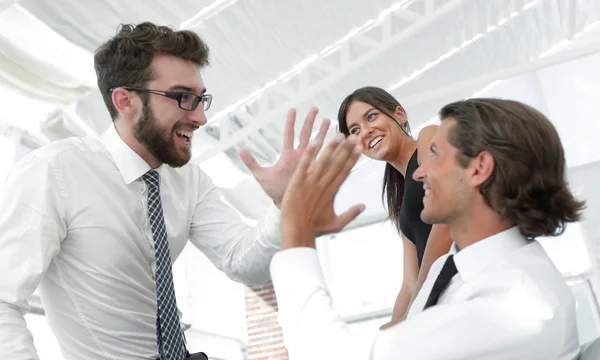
[0,124,281,360]
[270,227,581,359]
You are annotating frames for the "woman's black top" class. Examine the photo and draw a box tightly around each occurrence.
[399,149,432,267]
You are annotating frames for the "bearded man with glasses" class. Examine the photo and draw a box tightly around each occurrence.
[0,22,330,360]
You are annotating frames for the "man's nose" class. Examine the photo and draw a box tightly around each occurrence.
[188,105,207,127]
[413,163,426,182]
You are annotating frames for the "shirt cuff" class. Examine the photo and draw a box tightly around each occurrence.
[270,248,327,324]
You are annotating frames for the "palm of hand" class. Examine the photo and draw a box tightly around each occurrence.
[253,149,304,204]
[281,187,339,235]
[239,107,329,206]
[308,206,342,236]
[279,133,365,246]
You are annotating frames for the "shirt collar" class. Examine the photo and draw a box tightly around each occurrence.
[452,226,528,282]
[101,123,156,185]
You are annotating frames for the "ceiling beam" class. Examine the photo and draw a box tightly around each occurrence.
[191,0,471,164]
[193,0,600,165]
[394,38,600,109]
[179,0,240,30]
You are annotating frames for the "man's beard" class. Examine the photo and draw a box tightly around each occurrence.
[133,101,192,168]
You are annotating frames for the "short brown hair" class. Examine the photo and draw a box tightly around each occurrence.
[439,98,585,238]
[337,87,412,232]
[94,22,210,120]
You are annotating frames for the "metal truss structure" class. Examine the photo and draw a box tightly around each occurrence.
[190,0,600,165]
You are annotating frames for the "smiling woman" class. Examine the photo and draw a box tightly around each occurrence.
[337,86,453,328]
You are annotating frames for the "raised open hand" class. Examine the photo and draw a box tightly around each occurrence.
[239,107,330,207]
[279,133,366,249]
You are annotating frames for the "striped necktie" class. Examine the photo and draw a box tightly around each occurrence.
[142,170,186,360]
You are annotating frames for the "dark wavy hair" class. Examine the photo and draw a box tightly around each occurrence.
[440,98,586,238]
[337,86,412,231]
[94,22,210,120]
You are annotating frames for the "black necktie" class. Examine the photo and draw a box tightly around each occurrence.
[423,255,458,310]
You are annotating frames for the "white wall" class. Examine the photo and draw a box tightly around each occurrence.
[568,161,600,300]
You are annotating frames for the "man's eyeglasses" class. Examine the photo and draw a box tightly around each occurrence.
[108,86,212,111]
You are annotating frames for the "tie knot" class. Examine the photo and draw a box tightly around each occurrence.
[142,170,160,190]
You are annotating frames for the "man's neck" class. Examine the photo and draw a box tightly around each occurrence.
[450,210,514,251]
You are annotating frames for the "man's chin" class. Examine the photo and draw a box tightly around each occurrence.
[420,209,438,225]
[158,149,192,168]
[166,155,191,168]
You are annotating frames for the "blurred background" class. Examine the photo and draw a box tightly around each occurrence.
[0,0,599,359]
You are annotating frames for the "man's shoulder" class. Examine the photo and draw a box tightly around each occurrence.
[24,136,105,164]
[513,241,569,286]
[6,136,107,186]
[469,241,567,293]
[492,241,573,304]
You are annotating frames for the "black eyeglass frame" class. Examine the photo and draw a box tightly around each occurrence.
[108,86,212,111]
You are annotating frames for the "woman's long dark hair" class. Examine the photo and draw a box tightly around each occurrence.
[337,86,412,231]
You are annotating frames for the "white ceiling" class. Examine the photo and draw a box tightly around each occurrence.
[1,0,599,221]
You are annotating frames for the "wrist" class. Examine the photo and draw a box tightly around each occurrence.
[281,223,317,249]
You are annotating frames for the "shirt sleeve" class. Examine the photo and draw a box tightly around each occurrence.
[270,248,568,360]
[0,154,68,360]
[270,248,372,360]
[188,169,281,285]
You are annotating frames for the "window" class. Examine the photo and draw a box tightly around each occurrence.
[317,220,403,320]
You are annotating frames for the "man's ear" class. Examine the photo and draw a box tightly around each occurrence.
[112,88,138,117]
[466,151,495,187]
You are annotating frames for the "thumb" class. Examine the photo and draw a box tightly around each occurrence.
[334,204,366,231]
[238,148,262,175]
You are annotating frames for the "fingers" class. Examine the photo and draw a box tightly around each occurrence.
[305,118,331,173]
[282,108,297,151]
[298,107,319,149]
[295,137,321,180]
[334,204,366,231]
[308,133,345,181]
[311,118,331,157]
[319,136,359,187]
[329,142,362,192]
[238,148,262,175]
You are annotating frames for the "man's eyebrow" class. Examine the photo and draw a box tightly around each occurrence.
[168,85,207,94]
